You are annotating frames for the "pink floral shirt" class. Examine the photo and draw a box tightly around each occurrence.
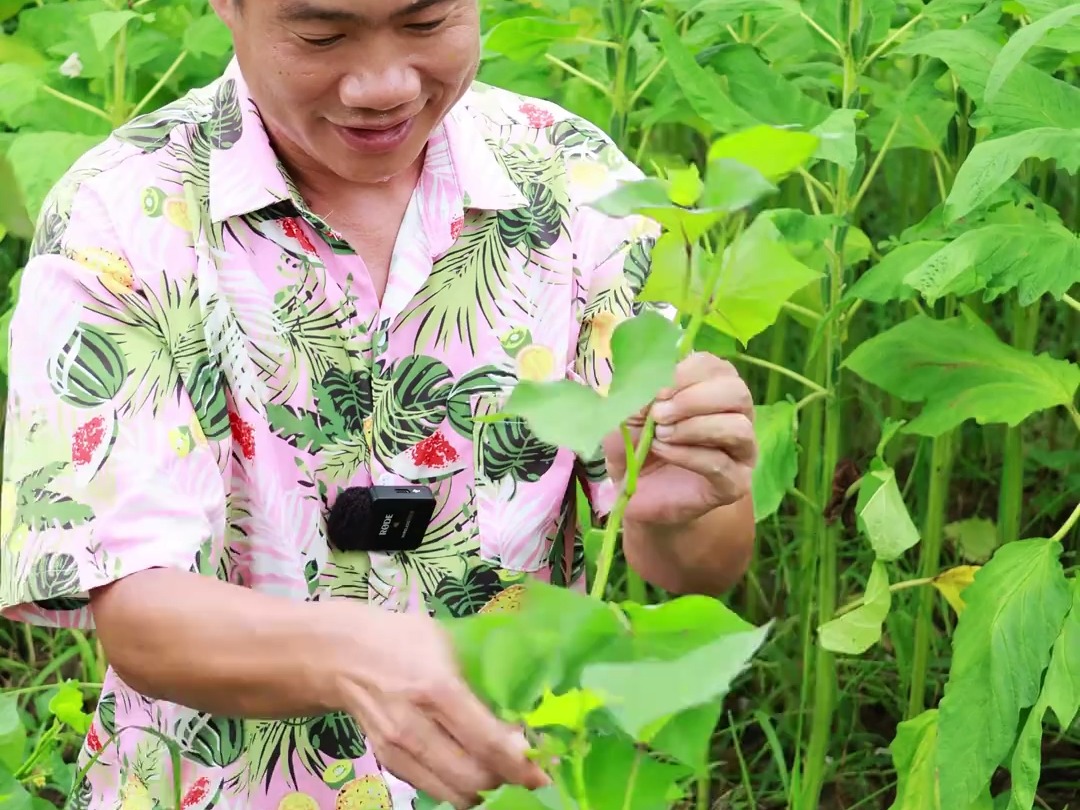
[0,58,657,810]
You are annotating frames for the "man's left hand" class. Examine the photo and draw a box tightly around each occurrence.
[602,352,758,528]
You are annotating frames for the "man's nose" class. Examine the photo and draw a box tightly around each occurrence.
[338,49,422,113]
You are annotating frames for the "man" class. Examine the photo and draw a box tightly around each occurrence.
[0,0,757,808]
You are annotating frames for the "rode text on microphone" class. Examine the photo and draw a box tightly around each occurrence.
[326,485,436,553]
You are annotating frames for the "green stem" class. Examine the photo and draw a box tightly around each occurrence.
[39,85,112,123]
[906,431,955,718]
[545,55,612,98]
[1063,293,1080,314]
[733,352,827,395]
[130,50,189,118]
[999,301,1041,544]
[1050,500,1080,545]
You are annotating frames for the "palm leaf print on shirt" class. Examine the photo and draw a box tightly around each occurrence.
[371,355,455,464]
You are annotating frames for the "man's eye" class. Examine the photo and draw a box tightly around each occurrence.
[299,34,344,46]
[406,18,446,32]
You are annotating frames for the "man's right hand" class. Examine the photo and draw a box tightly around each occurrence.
[335,607,549,810]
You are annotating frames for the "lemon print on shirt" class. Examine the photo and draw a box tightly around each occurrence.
[141,186,194,232]
[336,775,392,810]
[499,327,555,382]
[69,247,134,296]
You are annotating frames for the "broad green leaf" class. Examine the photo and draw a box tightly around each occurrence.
[476,785,569,810]
[1006,577,1080,810]
[936,539,1073,809]
[707,126,820,182]
[0,0,30,22]
[583,733,690,810]
[855,461,920,561]
[944,518,1001,563]
[845,242,945,304]
[182,13,234,58]
[811,108,861,170]
[619,595,755,660]
[0,763,32,810]
[667,164,703,207]
[7,132,103,224]
[88,10,141,51]
[904,223,1080,306]
[932,565,981,615]
[863,65,956,153]
[637,231,692,307]
[819,561,891,655]
[699,158,778,213]
[1044,577,1080,728]
[587,178,672,219]
[503,311,682,458]
[647,702,723,772]
[945,128,1080,221]
[750,401,799,522]
[0,696,25,773]
[842,312,1080,436]
[708,218,821,345]
[581,622,771,741]
[923,0,988,19]
[482,17,579,61]
[646,12,759,133]
[0,33,45,65]
[48,681,91,734]
[986,4,1080,102]
[888,710,939,810]
[521,688,605,731]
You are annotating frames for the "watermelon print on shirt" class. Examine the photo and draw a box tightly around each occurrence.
[0,57,659,810]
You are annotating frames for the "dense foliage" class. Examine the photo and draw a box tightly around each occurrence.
[1,0,1079,809]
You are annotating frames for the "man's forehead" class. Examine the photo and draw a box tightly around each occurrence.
[270,0,459,22]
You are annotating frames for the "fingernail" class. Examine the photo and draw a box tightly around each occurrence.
[655,424,674,439]
[656,388,675,400]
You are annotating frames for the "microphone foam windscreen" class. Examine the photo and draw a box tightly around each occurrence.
[327,487,373,551]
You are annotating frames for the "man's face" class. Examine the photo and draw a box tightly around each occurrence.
[213,0,481,186]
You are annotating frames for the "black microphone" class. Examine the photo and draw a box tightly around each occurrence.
[326,485,436,553]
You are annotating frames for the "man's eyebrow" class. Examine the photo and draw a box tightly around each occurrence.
[277,0,452,23]
[277,0,361,23]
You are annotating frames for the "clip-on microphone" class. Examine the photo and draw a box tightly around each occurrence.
[326,485,436,553]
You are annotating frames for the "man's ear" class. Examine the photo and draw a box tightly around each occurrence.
[208,0,239,29]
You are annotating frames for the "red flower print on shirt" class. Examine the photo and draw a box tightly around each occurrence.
[280,218,317,254]
[87,723,103,753]
[450,216,464,240]
[229,411,256,460]
[520,103,555,128]
[410,432,459,468]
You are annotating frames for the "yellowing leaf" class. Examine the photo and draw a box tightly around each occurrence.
[932,565,981,614]
[707,126,820,182]
[523,688,605,731]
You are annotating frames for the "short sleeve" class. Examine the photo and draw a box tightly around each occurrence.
[0,180,227,630]
[563,121,670,519]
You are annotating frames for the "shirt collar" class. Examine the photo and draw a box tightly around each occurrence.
[208,58,526,224]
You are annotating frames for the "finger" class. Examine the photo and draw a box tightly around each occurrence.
[650,377,753,424]
[429,680,549,790]
[652,413,756,461]
[354,691,498,806]
[666,352,739,394]
[649,441,754,498]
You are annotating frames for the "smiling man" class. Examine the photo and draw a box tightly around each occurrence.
[0,1,757,808]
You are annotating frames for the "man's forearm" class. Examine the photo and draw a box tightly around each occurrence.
[622,495,755,596]
[90,568,360,720]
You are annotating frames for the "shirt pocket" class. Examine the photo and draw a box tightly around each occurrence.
[469,391,575,572]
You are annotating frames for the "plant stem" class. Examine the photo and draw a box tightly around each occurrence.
[733,353,827,395]
[39,85,112,123]
[1050,500,1080,545]
[833,576,936,618]
[1000,301,1041,543]
[906,431,954,718]
[1063,293,1080,314]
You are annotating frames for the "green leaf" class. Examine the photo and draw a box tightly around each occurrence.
[819,561,891,655]
[646,12,758,133]
[1006,577,1080,810]
[903,223,1080,306]
[750,401,799,522]
[476,785,569,810]
[855,461,920,562]
[700,158,779,212]
[842,312,1080,436]
[986,4,1080,102]
[707,125,820,182]
[483,17,579,61]
[887,709,939,810]
[619,595,755,660]
[48,681,91,735]
[503,311,682,458]
[588,178,674,219]
[88,10,141,51]
[0,696,25,774]
[936,539,1074,809]
[845,242,945,304]
[182,13,234,58]
[7,132,103,224]
[811,108,861,170]
[583,733,690,810]
[0,0,31,22]
[0,33,45,65]
[708,218,821,345]
[521,688,605,732]
[0,762,32,810]
[580,622,771,741]
[945,128,1080,221]
[944,518,1001,563]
